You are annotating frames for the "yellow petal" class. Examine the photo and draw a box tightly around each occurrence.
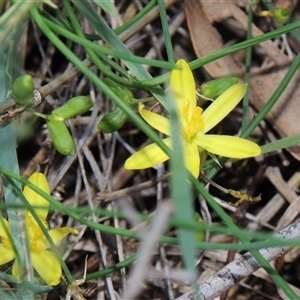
[38,227,79,249]
[184,142,201,178]
[139,102,170,135]
[125,138,171,169]
[12,261,20,279]
[23,173,50,222]
[0,215,10,239]
[195,134,261,158]
[0,245,14,264]
[12,260,28,281]
[201,83,247,133]
[170,59,196,117]
[31,249,61,285]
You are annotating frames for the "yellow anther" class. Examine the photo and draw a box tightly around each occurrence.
[3,237,11,247]
[182,105,204,140]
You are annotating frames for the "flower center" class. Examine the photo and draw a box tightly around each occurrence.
[181,103,204,140]
[2,236,11,248]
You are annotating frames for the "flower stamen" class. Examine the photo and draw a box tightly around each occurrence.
[182,105,204,140]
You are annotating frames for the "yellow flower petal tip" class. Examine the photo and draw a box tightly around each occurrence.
[124,159,134,170]
[125,59,261,177]
[72,228,80,235]
[28,172,50,194]
[0,172,78,286]
[125,140,170,170]
[250,144,262,156]
[23,172,50,200]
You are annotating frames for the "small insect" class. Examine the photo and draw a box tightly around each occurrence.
[200,172,262,207]
[225,189,262,207]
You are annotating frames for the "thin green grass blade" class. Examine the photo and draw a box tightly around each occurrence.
[241,7,253,131]
[261,134,300,154]
[157,0,174,63]
[41,16,176,75]
[72,0,154,79]
[71,0,174,103]
[148,20,300,86]
[0,1,36,43]
[166,91,198,282]
[61,1,140,89]
[114,0,157,35]
[0,289,17,300]
[190,20,300,69]
[92,0,117,16]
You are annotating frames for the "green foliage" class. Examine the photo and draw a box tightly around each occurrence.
[1,0,300,298]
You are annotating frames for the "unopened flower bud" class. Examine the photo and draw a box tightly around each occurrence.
[12,75,34,105]
[197,77,238,100]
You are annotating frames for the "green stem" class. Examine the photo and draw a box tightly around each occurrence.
[157,0,175,63]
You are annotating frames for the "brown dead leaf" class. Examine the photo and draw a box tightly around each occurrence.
[185,0,300,159]
[184,0,243,78]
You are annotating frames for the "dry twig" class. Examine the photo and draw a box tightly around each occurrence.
[176,219,300,300]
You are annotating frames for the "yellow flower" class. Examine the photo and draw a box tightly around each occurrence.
[125,59,261,178]
[0,172,79,286]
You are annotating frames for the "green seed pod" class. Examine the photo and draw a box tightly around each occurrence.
[12,75,34,105]
[98,107,127,133]
[103,78,134,106]
[51,96,93,121]
[273,8,290,25]
[197,77,239,100]
[97,78,137,133]
[47,120,76,156]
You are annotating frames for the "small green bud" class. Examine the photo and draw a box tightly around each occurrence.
[273,8,290,25]
[47,120,76,156]
[12,75,34,105]
[103,78,134,106]
[197,77,239,100]
[98,107,128,133]
[51,96,93,121]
